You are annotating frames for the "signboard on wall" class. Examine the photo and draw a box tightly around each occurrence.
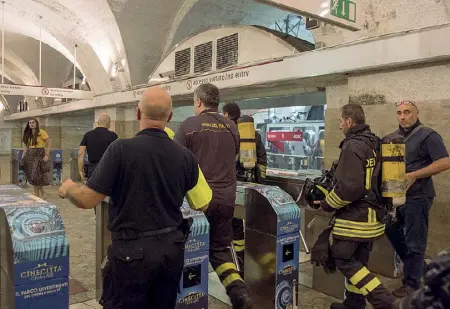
[0,84,93,100]
[257,0,362,31]
[267,131,304,142]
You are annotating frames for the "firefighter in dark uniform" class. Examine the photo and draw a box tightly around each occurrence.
[314,104,396,309]
[222,101,267,277]
[58,87,212,309]
[175,84,253,309]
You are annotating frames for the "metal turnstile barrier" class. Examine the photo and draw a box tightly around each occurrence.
[96,199,211,309]
[176,201,210,309]
[10,149,27,188]
[51,149,63,186]
[235,182,300,309]
[0,185,70,309]
[69,149,89,182]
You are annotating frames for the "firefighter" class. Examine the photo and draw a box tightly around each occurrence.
[222,102,267,183]
[313,104,396,309]
[174,84,253,309]
[222,101,267,278]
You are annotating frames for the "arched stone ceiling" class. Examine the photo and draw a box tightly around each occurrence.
[2,0,130,94]
[1,0,296,97]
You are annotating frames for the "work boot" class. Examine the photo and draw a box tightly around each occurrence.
[392,285,415,298]
[330,303,348,309]
[228,285,254,309]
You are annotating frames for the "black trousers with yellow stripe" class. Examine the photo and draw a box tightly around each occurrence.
[205,202,246,293]
[232,217,245,278]
[331,239,395,309]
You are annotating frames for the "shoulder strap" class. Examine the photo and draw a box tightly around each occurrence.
[404,124,424,142]
[206,113,239,154]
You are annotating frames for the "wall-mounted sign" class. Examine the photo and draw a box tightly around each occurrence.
[257,0,362,31]
[0,84,93,100]
[267,131,304,142]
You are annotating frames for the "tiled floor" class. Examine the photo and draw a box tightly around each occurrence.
[14,186,402,309]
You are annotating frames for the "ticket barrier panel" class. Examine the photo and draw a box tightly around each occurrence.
[176,201,210,309]
[10,149,27,188]
[0,187,70,309]
[51,149,63,186]
[69,149,89,182]
[96,199,210,309]
[236,182,300,309]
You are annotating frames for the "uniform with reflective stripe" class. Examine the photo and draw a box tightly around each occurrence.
[320,125,386,242]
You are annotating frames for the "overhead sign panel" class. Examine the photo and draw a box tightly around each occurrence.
[0,84,93,100]
[257,0,362,31]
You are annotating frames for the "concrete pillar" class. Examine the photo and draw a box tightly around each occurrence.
[95,106,139,138]
[323,64,450,256]
[38,117,62,149]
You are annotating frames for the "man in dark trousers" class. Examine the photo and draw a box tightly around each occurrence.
[386,101,449,297]
[222,101,267,278]
[175,84,253,309]
[78,113,118,182]
[314,104,396,309]
[58,87,212,309]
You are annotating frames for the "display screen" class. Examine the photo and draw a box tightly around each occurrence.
[183,264,201,288]
[282,243,294,263]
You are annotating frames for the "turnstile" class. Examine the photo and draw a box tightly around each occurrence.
[0,186,70,309]
[176,201,210,309]
[10,149,27,188]
[236,182,300,309]
[51,149,63,186]
[96,198,211,309]
[69,149,89,182]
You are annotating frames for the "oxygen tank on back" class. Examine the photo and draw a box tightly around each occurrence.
[381,133,407,207]
[237,115,257,170]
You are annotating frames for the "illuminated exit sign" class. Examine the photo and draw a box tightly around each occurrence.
[257,0,362,31]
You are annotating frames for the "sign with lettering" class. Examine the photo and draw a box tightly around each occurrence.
[257,0,362,30]
[0,189,69,309]
[267,131,304,142]
[0,83,93,100]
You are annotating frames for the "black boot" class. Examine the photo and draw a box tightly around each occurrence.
[228,285,253,309]
[330,303,348,309]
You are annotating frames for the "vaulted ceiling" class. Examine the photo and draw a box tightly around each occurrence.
[1,0,292,107]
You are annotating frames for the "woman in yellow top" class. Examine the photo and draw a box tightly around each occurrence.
[22,118,52,198]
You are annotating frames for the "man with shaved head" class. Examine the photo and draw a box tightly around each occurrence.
[386,101,449,298]
[78,112,118,182]
[59,87,212,309]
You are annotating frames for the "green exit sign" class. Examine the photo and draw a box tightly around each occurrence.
[330,0,357,23]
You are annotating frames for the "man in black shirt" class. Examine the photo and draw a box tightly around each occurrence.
[58,87,212,309]
[78,113,118,182]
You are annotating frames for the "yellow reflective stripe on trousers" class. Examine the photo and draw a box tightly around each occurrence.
[334,219,385,231]
[222,273,244,288]
[233,240,245,246]
[258,164,267,178]
[215,263,237,276]
[332,226,385,239]
[349,267,370,286]
[368,208,377,224]
[361,277,381,294]
[234,245,245,252]
[186,166,213,210]
[345,279,364,295]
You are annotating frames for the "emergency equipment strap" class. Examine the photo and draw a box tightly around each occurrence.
[206,113,239,156]
[404,124,424,142]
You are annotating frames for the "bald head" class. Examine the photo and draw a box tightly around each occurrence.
[138,87,172,122]
[97,113,111,128]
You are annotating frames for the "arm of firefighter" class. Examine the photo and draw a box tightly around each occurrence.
[256,132,268,178]
[186,155,212,212]
[321,145,366,212]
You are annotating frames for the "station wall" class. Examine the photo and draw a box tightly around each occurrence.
[324,62,450,256]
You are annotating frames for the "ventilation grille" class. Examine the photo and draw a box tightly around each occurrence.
[194,41,213,74]
[216,33,239,70]
[175,48,191,77]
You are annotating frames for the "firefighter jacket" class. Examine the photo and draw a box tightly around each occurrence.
[320,124,385,242]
